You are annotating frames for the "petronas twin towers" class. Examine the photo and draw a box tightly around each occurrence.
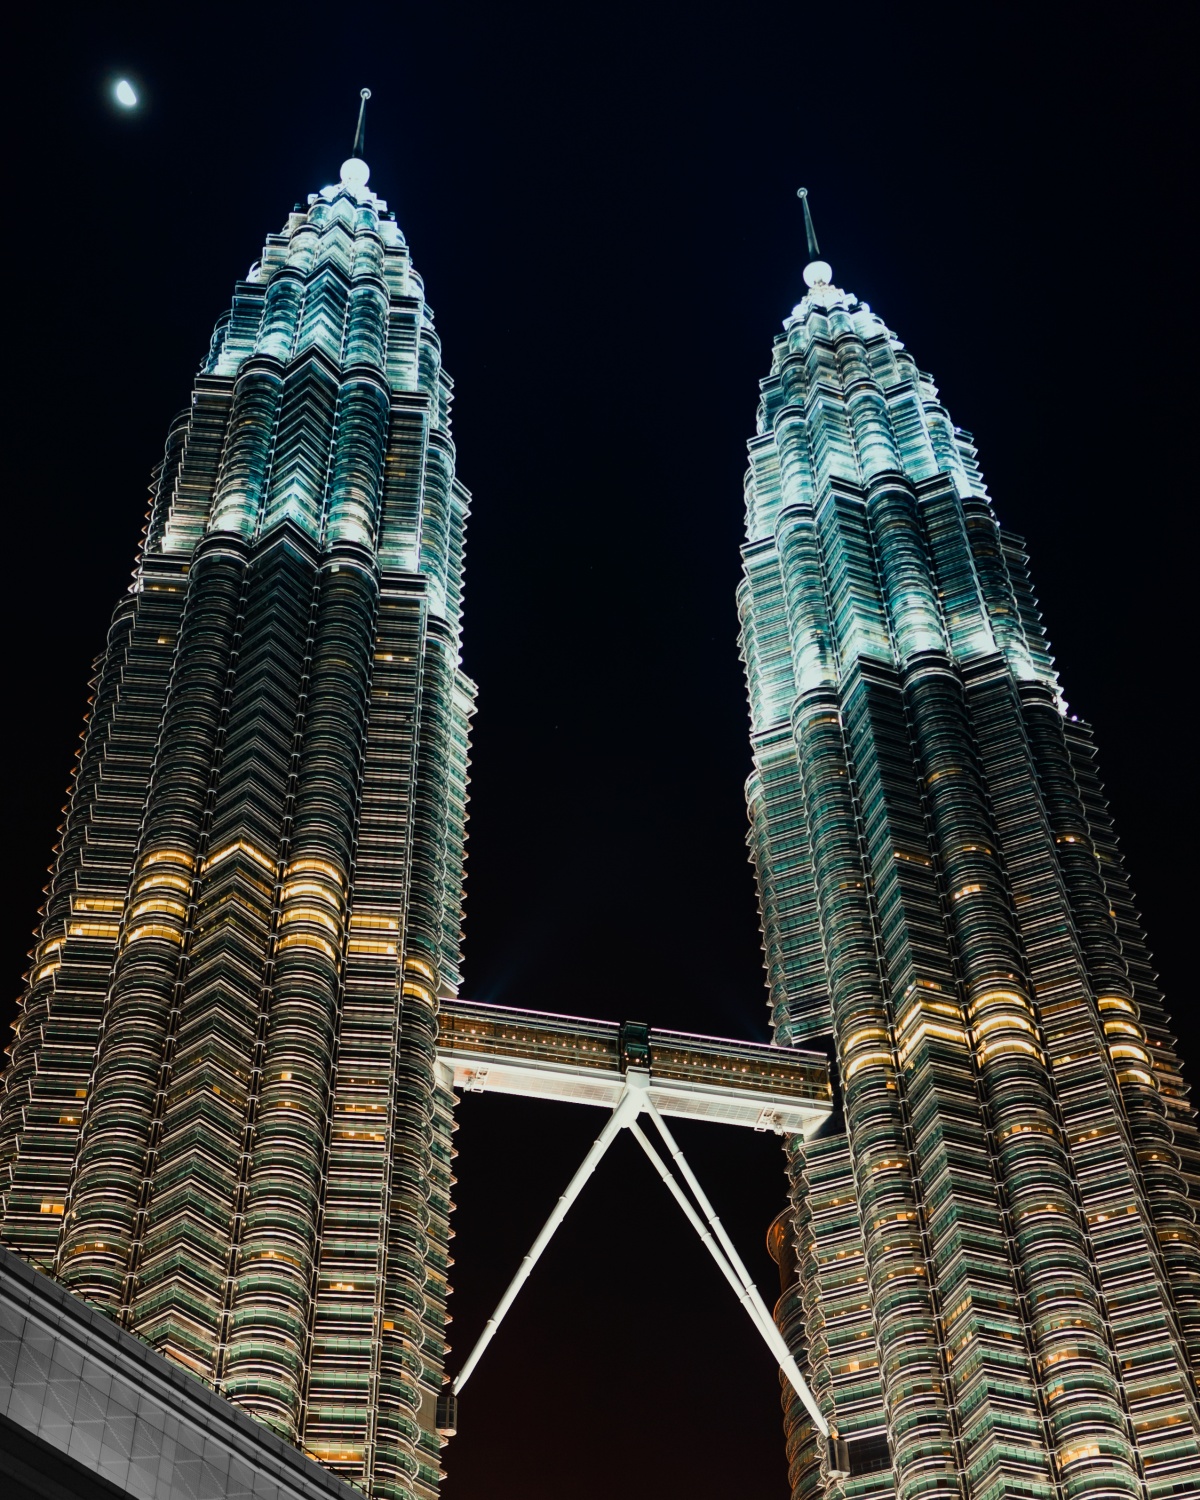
[2,110,1198,1500]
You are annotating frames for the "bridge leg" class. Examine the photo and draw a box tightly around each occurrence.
[451,1082,642,1396]
[627,1118,772,1316]
[639,1098,831,1438]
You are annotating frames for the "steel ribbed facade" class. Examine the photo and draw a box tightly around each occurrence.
[743,270,1200,1498]
[0,157,471,1499]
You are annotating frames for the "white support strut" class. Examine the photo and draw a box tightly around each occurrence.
[626,1121,787,1352]
[625,1119,828,1436]
[636,1100,830,1437]
[449,1070,829,1441]
[626,1119,749,1304]
[451,1083,642,1395]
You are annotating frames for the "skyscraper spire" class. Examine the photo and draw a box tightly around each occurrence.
[796,185,833,289]
[352,85,371,160]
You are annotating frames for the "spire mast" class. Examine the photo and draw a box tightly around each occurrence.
[798,186,820,259]
[352,87,371,160]
[797,186,833,290]
[340,88,373,192]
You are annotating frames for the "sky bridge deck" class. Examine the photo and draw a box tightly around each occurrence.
[435,1000,833,1136]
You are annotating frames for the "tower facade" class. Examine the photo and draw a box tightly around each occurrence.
[0,134,472,1500]
[742,225,1200,1499]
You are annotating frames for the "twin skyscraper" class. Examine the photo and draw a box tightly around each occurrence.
[2,112,1197,1500]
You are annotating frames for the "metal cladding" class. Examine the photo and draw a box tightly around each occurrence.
[742,265,1200,1497]
[0,156,473,1498]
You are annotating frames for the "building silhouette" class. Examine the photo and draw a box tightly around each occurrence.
[1,106,472,1498]
[743,199,1200,1497]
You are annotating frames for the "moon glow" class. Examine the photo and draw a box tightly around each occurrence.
[114,80,138,108]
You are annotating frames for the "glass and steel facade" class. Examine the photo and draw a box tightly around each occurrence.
[742,258,1200,1498]
[0,151,472,1499]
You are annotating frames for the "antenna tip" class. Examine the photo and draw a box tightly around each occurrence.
[360,87,372,100]
[797,187,808,199]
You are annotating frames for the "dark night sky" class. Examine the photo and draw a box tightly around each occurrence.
[5,3,1197,1495]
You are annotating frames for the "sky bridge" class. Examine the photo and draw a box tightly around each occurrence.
[433,1000,855,1472]
[435,1000,834,1138]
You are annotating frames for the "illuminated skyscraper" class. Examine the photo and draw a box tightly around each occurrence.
[0,100,471,1498]
[744,197,1200,1499]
